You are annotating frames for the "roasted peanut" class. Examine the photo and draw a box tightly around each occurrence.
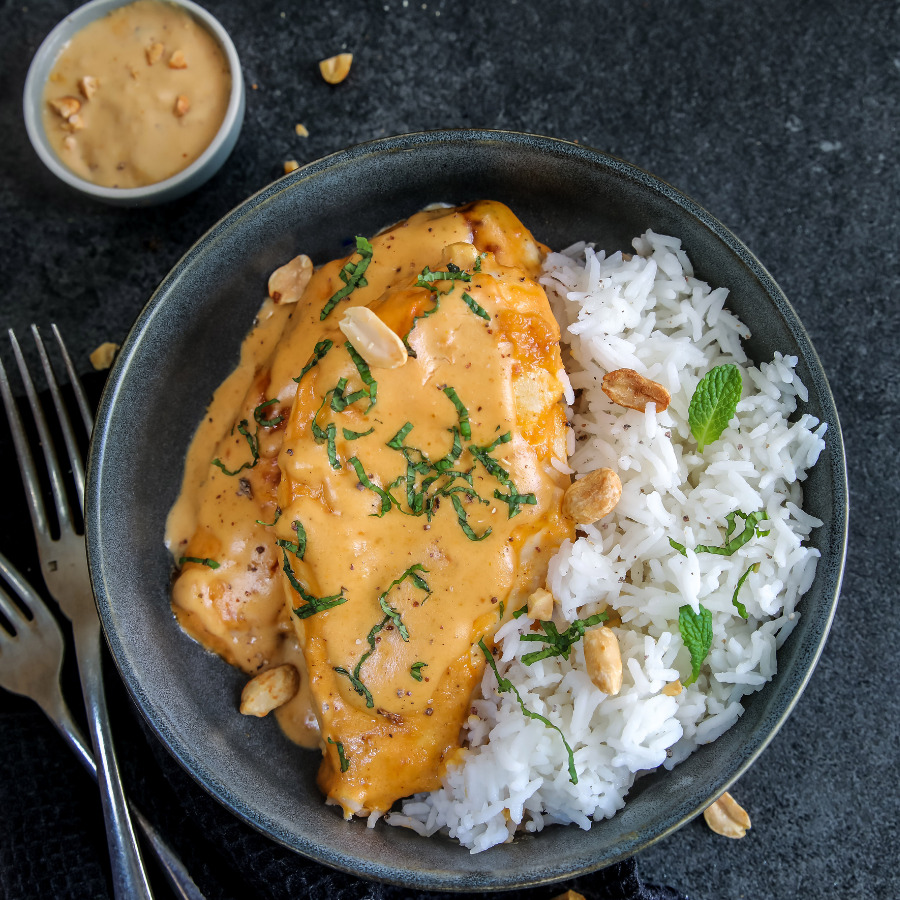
[146,42,165,65]
[551,892,587,900]
[61,114,85,133]
[294,123,309,138]
[283,160,300,174]
[77,75,98,100]
[339,307,408,369]
[268,254,313,304]
[173,95,190,117]
[703,791,751,839]
[584,627,623,695]
[319,52,353,84]
[89,342,120,371]
[239,664,300,717]
[168,49,188,69]
[48,96,81,119]
[601,368,671,412]
[526,587,554,621]
[563,467,622,523]
[661,679,683,696]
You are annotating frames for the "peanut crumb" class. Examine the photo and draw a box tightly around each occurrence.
[146,42,164,65]
[173,95,191,117]
[283,160,300,174]
[168,49,188,69]
[90,342,120,371]
[319,53,353,84]
[77,75,98,100]
[294,123,309,138]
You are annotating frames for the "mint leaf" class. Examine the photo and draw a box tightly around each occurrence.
[688,364,742,451]
[410,661,428,681]
[678,604,713,686]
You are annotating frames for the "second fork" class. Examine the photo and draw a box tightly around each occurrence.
[1,325,154,900]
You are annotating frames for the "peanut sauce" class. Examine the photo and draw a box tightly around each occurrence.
[42,0,231,188]
[166,202,575,814]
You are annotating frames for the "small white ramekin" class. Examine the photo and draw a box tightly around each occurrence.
[23,0,245,206]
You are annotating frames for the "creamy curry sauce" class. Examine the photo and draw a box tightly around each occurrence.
[42,0,231,188]
[166,202,576,816]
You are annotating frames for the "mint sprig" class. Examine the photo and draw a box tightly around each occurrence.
[678,604,713,686]
[688,364,742,451]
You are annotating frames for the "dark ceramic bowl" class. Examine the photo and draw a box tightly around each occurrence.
[86,130,848,891]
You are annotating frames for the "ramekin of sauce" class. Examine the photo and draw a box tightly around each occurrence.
[24,0,244,205]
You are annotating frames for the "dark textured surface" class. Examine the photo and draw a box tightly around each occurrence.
[0,1,897,898]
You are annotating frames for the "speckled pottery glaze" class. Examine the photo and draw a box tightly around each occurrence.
[86,130,847,891]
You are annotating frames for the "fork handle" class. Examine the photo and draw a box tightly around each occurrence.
[43,694,206,900]
[74,620,155,900]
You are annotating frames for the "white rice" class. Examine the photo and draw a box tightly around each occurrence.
[387,230,826,852]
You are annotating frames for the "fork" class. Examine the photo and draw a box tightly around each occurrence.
[0,324,192,900]
[0,551,205,899]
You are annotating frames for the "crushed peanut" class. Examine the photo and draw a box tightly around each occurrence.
[77,75,98,100]
[551,891,587,900]
[168,49,188,69]
[583,627,623,695]
[48,96,81,119]
[703,791,751,839]
[294,123,309,138]
[89,342,120,371]
[339,306,408,369]
[526,587,554,621]
[61,114,85,133]
[318,52,353,84]
[62,136,78,151]
[563,467,622,523]
[601,368,671,413]
[240,664,300,717]
[283,160,300,174]
[268,254,314,304]
[173,95,191,117]
[145,42,164,65]
[661,679,683,696]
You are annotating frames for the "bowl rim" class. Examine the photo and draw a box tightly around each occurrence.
[22,0,244,202]
[87,128,849,890]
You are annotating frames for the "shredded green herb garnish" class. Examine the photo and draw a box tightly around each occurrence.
[669,510,768,557]
[678,604,713,686]
[493,487,537,519]
[473,252,487,273]
[378,564,431,640]
[479,639,577,784]
[276,519,307,559]
[415,264,472,289]
[342,426,374,440]
[310,395,342,470]
[450,493,492,542]
[410,661,428,682]
[442,386,471,440]
[344,341,377,410]
[282,549,347,619]
[179,556,220,569]
[334,665,374,707]
[387,422,415,450]
[732,563,759,619]
[498,601,505,620]
[461,291,490,321]
[327,736,350,772]
[348,456,396,516]
[402,292,441,356]
[293,339,333,384]
[255,507,282,527]
[512,604,528,619]
[519,613,609,665]
[253,398,284,428]
[320,237,373,320]
[212,419,259,476]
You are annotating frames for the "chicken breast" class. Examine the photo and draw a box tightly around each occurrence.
[166,201,575,811]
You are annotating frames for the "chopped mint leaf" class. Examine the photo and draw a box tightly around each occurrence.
[178,556,220,569]
[410,661,428,682]
[327,736,350,772]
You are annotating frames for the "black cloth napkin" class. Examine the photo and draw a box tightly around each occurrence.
[0,372,688,900]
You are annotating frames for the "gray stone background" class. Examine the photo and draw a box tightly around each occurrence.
[1,1,897,898]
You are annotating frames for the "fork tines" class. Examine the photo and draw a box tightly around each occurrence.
[0,326,93,542]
